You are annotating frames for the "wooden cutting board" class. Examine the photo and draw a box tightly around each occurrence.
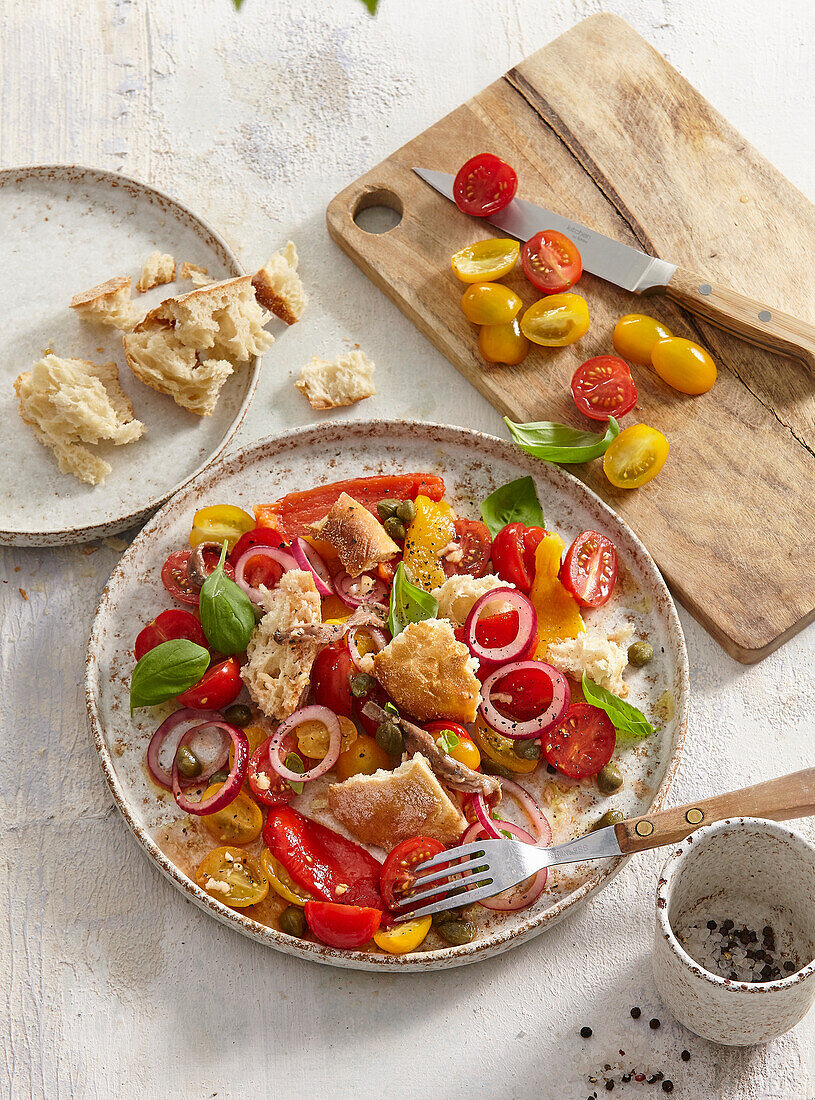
[327,13,815,664]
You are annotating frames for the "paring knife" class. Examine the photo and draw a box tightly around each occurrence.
[413,167,815,372]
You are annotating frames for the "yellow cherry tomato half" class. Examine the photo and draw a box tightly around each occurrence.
[196,846,269,907]
[520,293,590,347]
[189,504,255,551]
[297,715,358,761]
[260,850,312,907]
[612,313,673,366]
[447,734,481,770]
[333,733,391,782]
[450,238,520,283]
[650,337,717,395]
[201,784,264,845]
[461,282,523,325]
[603,424,669,489]
[478,319,530,365]
[470,717,537,775]
[374,916,432,955]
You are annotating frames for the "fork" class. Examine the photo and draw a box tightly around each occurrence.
[394,767,815,921]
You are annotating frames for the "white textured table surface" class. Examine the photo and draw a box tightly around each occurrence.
[2,2,814,1097]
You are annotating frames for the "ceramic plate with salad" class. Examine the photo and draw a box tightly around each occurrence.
[86,419,687,971]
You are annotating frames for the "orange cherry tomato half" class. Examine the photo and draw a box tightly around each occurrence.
[478,319,530,365]
[603,424,669,489]
[612,313,672,366]
[560,530,618,609]
[423,721,481,771]
[304,901,382,949]
[543,703,616,779]
[520,294,589,347]
[650,337,717,395]
[571,356,638,421]
[453,153,518,218]
[522,230,583,294]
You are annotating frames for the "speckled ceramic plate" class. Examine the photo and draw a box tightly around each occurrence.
[86,420,688,971]
[0,165,261,546]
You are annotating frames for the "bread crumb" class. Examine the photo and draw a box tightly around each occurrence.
[136,251,176,292]
[70,276,137,331]
[296,349,376,410]
[252,241,307,324]
[180,262,213,288]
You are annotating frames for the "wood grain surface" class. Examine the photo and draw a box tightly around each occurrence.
[327,13,815,664]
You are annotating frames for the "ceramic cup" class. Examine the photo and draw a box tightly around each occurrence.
[653,817,815,1045]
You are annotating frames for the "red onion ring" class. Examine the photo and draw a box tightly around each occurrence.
[472,793,503,839]
[172,722,248,815]
[464,588,537,668]
[291,537,334,596]
[234,545,298,605]
[461,819,549,911]
[146,708,226,790]
[268,705,342,783]
[333,570,388,608]
[499,777,553,846]
[347,625,388,670]
[479,660,570,739]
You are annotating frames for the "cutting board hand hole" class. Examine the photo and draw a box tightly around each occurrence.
[352,186,403,234]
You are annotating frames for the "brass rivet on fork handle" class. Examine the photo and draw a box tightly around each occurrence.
[635,820,654,837]
[686,808,704,825]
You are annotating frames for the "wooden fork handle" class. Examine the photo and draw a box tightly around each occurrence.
[614,767,815,855]
[656,266,815,373]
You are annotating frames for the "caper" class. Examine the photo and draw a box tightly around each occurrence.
[437,919,476,946]
[375,719,404,756]
[395,499,416,526]
[628,640,654,667]
[479,758,515,779]
[376,499,401,522]
[597,763,623,795]
[591,809,624,832]
[209,768,230,785]
[513,739,542,760]
[432,902,476,926]
[279,905,307,938]
[223,703,252,728]
[349,672,377,699]
[175,745,202,779]
[383,516,407,542]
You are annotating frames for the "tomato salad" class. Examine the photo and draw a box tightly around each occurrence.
[133,473,654,954]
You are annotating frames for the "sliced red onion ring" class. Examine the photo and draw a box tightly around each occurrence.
[461,819,549,911]
[292,537,334,596]
[472,792,503,839]
[172,721,248,815]
[347,625,388,670]
[333,570,388,608]
[499,777,553,846]
[234,545,298,606]
[147,708,226,790]
[479,660,570,740]
[464,588,537,668]
[268,705,342,783]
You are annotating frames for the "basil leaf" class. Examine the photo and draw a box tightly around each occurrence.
[480,475,544,538]
[387,563,439,637]
[130,639,211,710]
[582,674,655,741]
[198,542,256,656]
[384,701,400,717]
[505,416,620,464]
[436,729,460,755]
[284,752,305,795]
[360,0,380,10]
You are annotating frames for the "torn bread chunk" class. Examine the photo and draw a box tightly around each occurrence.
[136,251,176,293]
[252,241,307,324]
[241,570,322,720]
[306,491,399,577]
[431,572,514,628]
[179,262,213,288]
[70,275,137,331]
[295,349,376,410]
[328,754,467,851]
[123,324,233,417]
[150,276,274,362]
[14,354,145,485]
[373,618,480,724]
[546,623,634,698]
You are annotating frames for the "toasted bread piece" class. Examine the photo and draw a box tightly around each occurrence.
[14,354,145,485]
[123,325,233,416]
[306,491,399,577]
[328,754,467,851]
[241,570,322,720]
[179,262,213,288]
[150,276,274,362]
[252,241,307,324]
[136,251,176,293]
[431,572,514,627]
[295,349,375,410]
[70,275,137,331]
[547,624,634,698]
[373,618,480,724]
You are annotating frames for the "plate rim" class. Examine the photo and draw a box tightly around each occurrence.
[85,418,689,971]
[0,162,262,547]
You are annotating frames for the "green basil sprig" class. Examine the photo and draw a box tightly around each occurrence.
[435,728,461,755]
[582,674,655,741]
[130,639,210,710]
[387,562,439,637]
[285,752,305,794]
[198,542,256,655]
[505,416,620,464]
[480,475,544,538]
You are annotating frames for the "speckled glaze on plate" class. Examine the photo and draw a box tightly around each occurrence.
[0,165,261,546]
[86,420,688,971]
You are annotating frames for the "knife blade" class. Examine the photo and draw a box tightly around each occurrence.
[412,167,676,294]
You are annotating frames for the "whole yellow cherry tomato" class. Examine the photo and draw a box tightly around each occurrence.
[260,850,312,907]
[333,733,391,781]
[520,294,590,346]
[478,319,530,365]
[298,715,357,761]
[196,846,268,907]
[603,424,669,489]
[612,313,673,365]
[461,282,522,325]
[651,337,717,395]
[374,916,432,955]
[189,504,255,550]
[202,783,263,845]
[451,238,520,283]
[470,716,537,775]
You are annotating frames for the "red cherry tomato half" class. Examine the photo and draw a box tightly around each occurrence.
[380,836,447,912]
[490,522,546,593]
[442,518,492,578]
[229,526,286,568]
[310,641,354,718]
[489,663,554,723]
[521,230,583,295]
[453,153,518,218]
[134,609,207,661]
[560,530,618,609]
[304,901,382,949]
[455,610,536,662]
[543,702,616,779]
[571,356,638,422]
[161,548,235,606]
[248,736,296,808]
[176,657,242,709]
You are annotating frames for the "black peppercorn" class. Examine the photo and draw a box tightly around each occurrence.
[630,1006,641,1019]
[681,1050,691,1062]
[649,1017,660,1029]
[580,1026,593,1038]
